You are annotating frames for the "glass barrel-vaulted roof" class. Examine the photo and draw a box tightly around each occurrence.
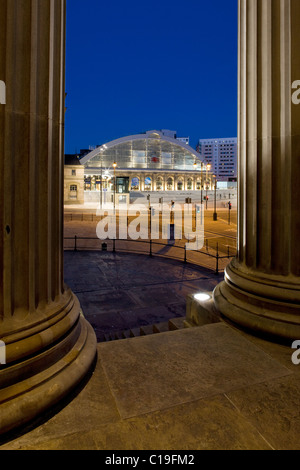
[80,131,204,171]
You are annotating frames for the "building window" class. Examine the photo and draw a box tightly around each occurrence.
[131,177,140,191]
[72,170,76,176]
[70,185,78,199]
[187,178,193,190]
[145,176,152,191]
[156,177,163,191]
[177,180,183,191]
[167,178,173,191]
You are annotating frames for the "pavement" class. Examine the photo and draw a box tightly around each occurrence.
[1,251,300,451]
[63,251,224,340]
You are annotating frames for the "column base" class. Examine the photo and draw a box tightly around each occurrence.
[0,294,97,437]
[185,294,221,328]
[213,259,300,341]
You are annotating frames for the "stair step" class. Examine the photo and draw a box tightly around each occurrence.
[114,331,124,340]
[97,333,106,343]
[122,330,131,339]
[130,328,141,337]
[140,324,155,336]
[153,322,170,334]
[101,318,186,343]
[168,317,186,331]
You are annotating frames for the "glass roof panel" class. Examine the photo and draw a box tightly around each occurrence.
[84,136,202,171]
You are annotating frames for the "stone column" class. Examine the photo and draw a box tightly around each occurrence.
[214,0,300,340]
[0,0,96,436]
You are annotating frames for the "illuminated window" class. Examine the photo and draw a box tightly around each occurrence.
[131,177,140,190]
[167,178,173,190]
[177,180,183,190]
[145,176,152,191]
[156,177,163,190]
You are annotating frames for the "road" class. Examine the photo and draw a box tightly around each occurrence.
[64,206,237,273]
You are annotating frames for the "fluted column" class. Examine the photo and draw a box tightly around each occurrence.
[0,0,96,436]
[214,0,300,340]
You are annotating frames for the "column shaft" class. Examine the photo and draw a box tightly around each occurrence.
[214,0,300,340]
[0,0,96,436]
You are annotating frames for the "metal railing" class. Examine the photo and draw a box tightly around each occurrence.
[64,236,235,275]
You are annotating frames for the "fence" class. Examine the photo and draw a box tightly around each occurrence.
[64,236,235,275]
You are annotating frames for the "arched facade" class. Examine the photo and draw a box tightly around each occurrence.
[79,130,214,203]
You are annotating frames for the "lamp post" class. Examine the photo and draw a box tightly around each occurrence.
[113,162,117,213]
[213,174,218,221]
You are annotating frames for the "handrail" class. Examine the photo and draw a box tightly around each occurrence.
[64,236,235,275]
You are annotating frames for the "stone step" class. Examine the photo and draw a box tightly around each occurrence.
[153,322,170,334]
[140,324,155,336]
[114,331,124,340]
[122,330,131,339]
[168,317,186,331]
[130,328,141,337]
[100,317,187,343]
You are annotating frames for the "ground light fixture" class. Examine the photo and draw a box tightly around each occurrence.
[194,293,211,302]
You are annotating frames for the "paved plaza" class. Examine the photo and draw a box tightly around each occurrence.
[64,251,223,340]
[1,249,300,450]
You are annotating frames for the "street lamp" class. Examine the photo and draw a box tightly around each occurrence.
[113,162,117,213]
[213,174,218,221]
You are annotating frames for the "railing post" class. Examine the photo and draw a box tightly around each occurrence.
[113,238,116,253]
[150,239,153,257]
[215,242,219,275]
[74,235,77,252]
[184,244,187,263]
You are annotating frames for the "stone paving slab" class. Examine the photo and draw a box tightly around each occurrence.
[226,374,300,450]
[1,322,295,451]
[98,323,291,419]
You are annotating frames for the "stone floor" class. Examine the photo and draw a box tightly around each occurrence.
[1,252,300,450]
[63,251,223,340]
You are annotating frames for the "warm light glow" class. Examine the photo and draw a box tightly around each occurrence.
[113,162,117,168]
[194,293,211,302]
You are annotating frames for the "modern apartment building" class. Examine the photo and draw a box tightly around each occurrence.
[197,137,237,182]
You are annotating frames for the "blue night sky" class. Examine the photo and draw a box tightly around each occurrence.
[65,0,238,154]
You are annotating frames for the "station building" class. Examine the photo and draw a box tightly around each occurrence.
[64,130,215,206]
